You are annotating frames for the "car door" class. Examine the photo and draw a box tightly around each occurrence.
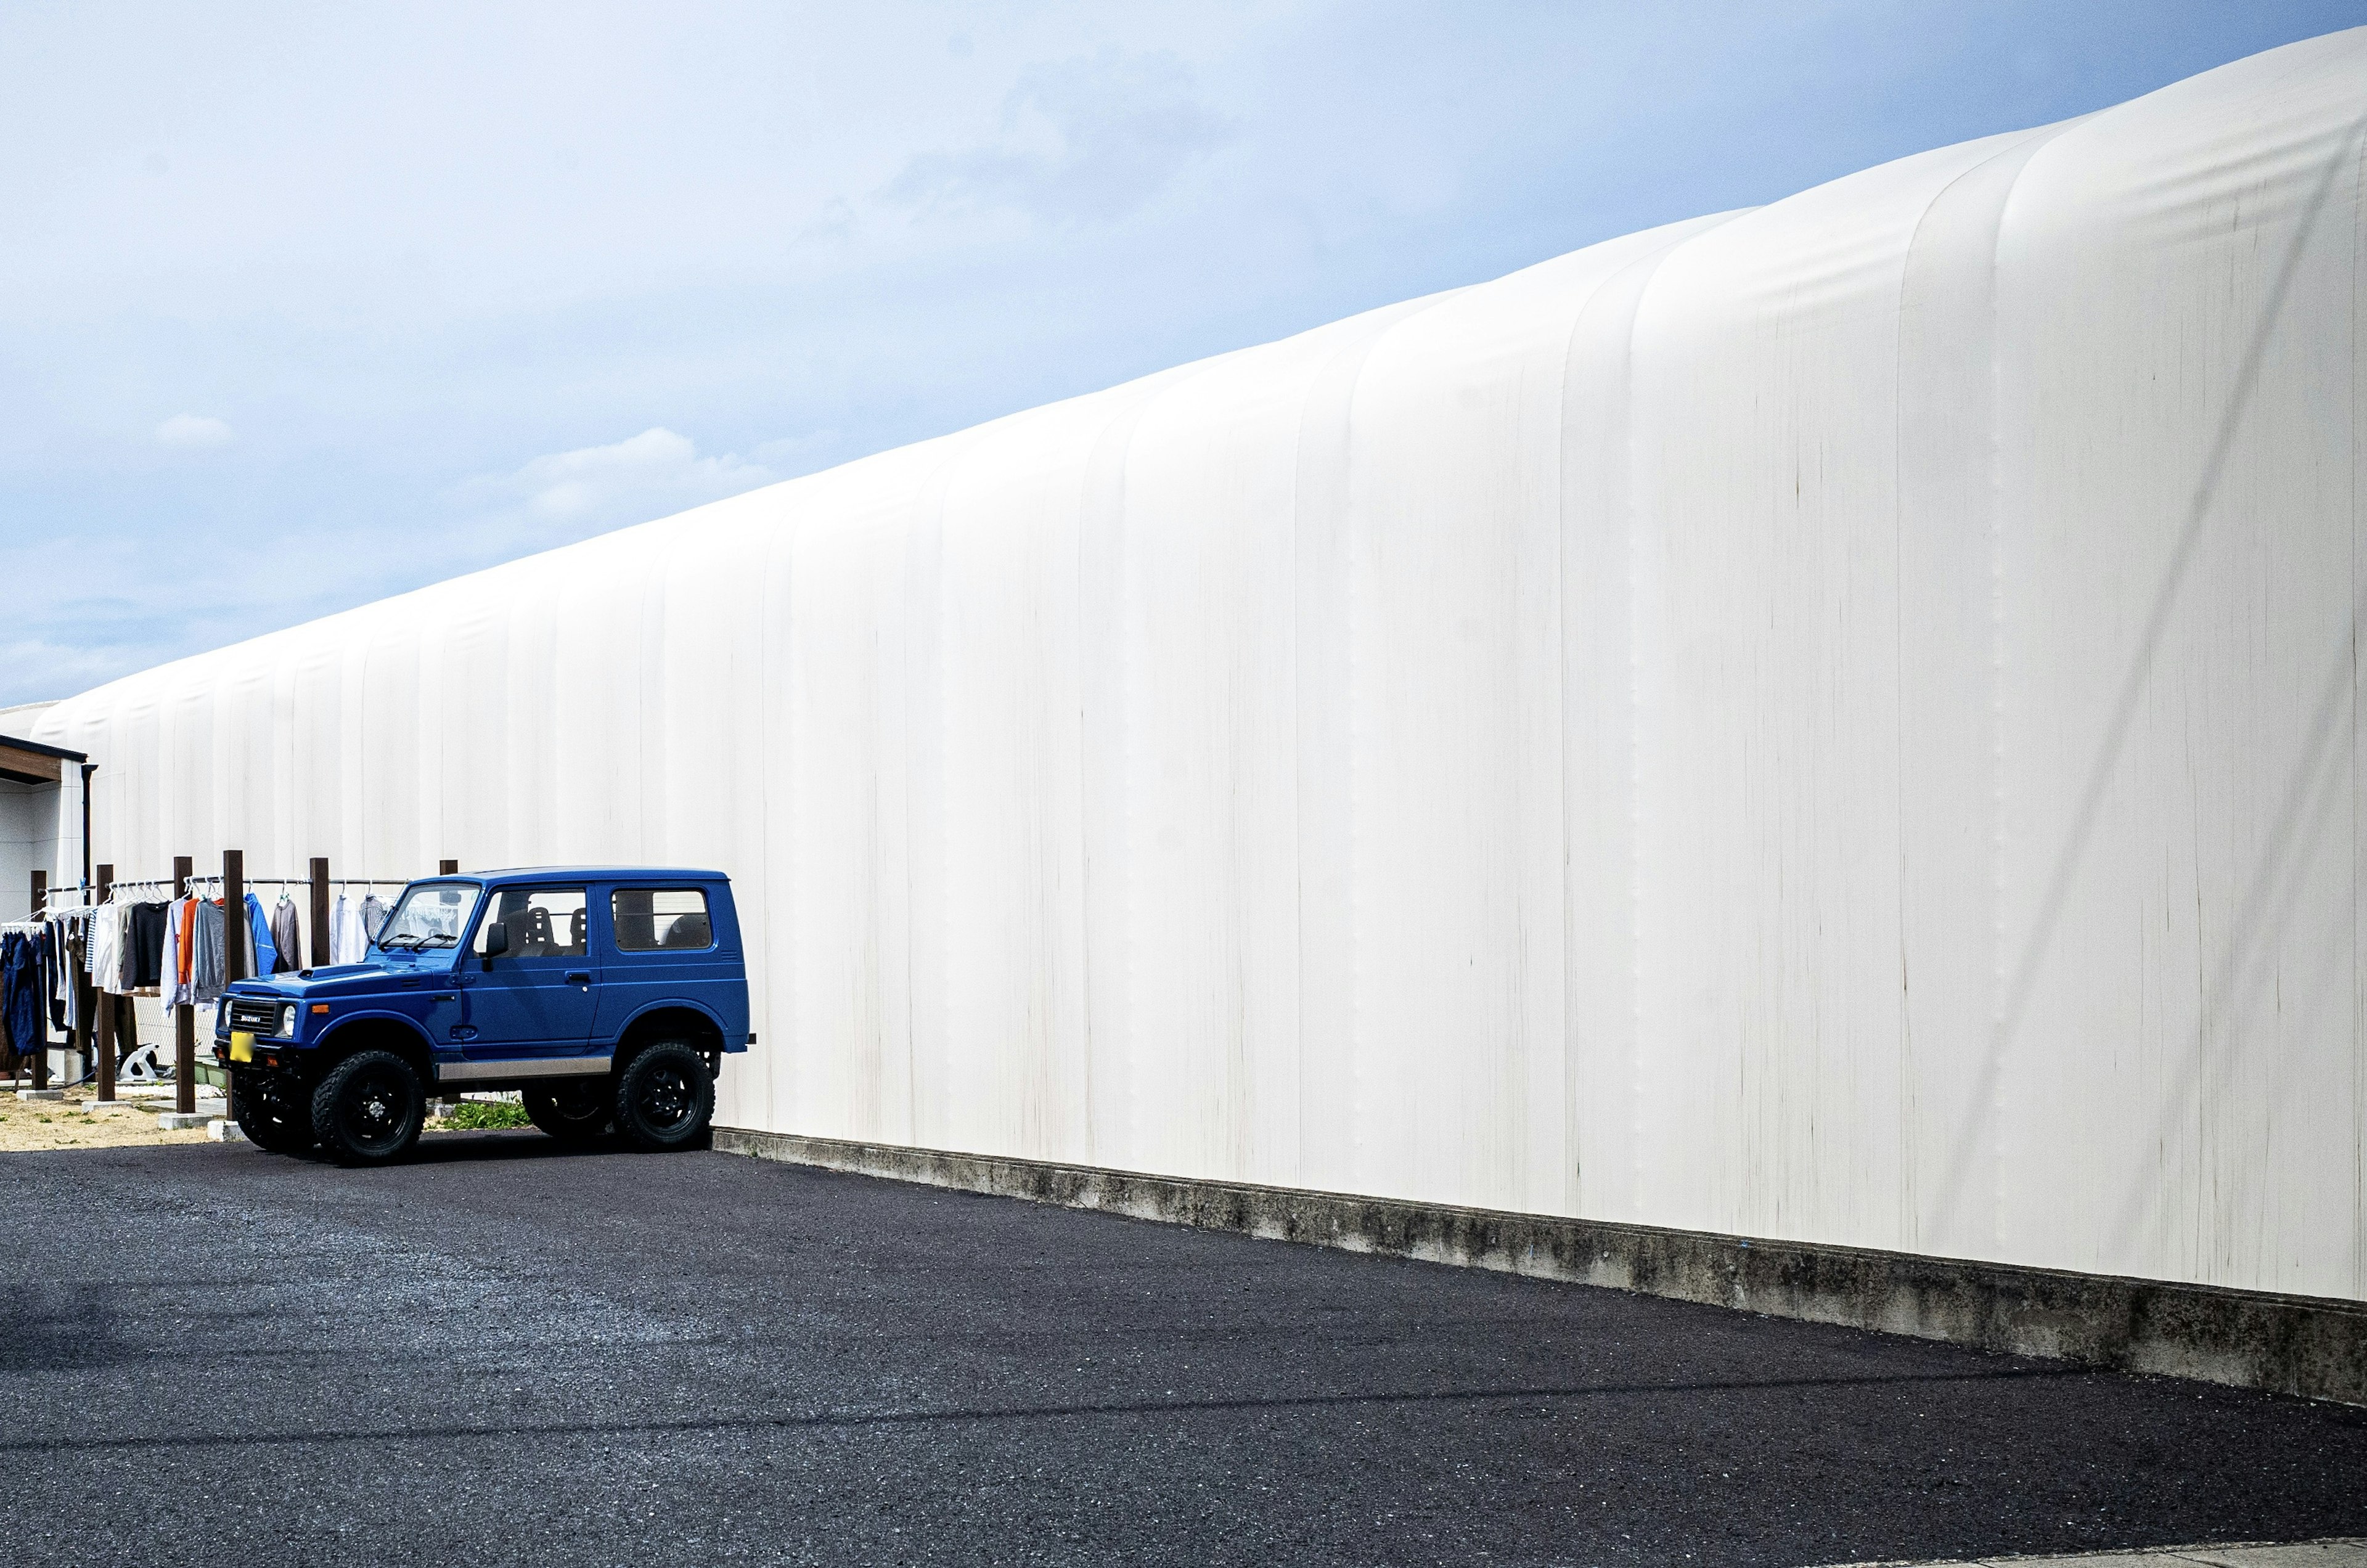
[452,884,602,1077]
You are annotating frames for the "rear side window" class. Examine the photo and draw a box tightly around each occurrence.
[612,888,714,952]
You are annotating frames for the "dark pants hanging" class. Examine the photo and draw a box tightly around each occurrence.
[2,935,46,1076]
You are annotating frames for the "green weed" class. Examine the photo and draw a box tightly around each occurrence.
[439,1100,531,1130]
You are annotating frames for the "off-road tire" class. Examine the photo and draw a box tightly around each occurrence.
[310,1050,425,1166]
[613,1042,713,1152]
[233,1068,316,1154]
[524,1081,612,1144]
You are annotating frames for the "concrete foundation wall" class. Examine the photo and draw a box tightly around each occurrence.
[716,1127,2367,1409]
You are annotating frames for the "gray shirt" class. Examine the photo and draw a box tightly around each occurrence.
[192,900,226,1003]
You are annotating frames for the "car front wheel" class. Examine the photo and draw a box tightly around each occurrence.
[613,1042,713,1152]
[232,1068,316,1154]
[311,1050,425,1166]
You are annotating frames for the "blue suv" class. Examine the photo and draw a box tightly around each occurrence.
[214,867,750,1165]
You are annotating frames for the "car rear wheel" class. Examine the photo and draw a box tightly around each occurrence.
[524,1081,612,1144]
[613,1042,713,1152]
[311,1050,424,1166]
[232,1068,316,1154]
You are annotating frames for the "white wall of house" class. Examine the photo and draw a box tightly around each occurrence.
[1,701,70,923]
[0,778,44,924]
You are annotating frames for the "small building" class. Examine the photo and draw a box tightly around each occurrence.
[0,706,81,925]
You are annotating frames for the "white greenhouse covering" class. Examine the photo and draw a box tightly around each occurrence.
[35,31,2367,1302]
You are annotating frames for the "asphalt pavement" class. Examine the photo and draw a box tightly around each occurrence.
[0,1133,2361,1567]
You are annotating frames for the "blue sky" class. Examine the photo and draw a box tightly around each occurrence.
[4,1,2363,707]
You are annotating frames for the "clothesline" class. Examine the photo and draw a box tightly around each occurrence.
[35,880,416,915]
[51,874,419,896]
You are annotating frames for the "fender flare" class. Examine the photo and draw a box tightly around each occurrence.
[612,998,729,1055]
[312,1011,438,1068]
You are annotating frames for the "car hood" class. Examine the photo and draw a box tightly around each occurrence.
[224,958,457,1000]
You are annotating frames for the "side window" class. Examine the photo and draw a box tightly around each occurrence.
[477,887,589,959]
[612,888,713,952]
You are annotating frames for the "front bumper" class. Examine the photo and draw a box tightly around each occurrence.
[214,1035,303,1072]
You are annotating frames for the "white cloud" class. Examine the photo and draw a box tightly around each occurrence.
[885,47,1233,226]
[467,427,776,531]
[155,412,234,449]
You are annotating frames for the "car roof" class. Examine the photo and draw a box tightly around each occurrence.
[443,866,730,884]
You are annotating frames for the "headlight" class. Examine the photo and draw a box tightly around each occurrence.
[279,1005,296,1039]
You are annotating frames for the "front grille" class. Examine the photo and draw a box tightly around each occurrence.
[227,998,280,1035]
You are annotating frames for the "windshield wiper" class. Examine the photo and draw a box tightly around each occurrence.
[382,934,425,950]
[417,934,457,949]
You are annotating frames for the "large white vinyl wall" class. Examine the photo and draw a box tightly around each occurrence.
[36,33,2367,1301]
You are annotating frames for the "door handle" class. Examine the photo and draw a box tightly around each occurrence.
[565,971,592,987]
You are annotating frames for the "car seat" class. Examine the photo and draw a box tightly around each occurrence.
[660,911,713,949]
[512,905,555,958]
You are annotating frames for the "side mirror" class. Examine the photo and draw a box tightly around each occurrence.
[481,920,509,962]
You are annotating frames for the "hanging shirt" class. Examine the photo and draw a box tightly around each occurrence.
[47,917,77,1031]
[129,901,168,991]
[179,896,198,998]
[88,904,121,995]
[244,892,277,978]
[162,897,186,1006]
[164,896,203,1007]
[115,895,137,995]
[192,900,226,1003]
[361,895,389,948]
[43,920,65,1030]
[269,895,302,973]
[62,922,88,1034]
[330,894,367,965]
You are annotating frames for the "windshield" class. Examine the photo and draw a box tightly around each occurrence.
[374,881,483,952]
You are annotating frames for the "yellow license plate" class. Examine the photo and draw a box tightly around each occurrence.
[229,1031,255,1063]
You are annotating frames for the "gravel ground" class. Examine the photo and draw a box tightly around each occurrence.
[0,1135,2360,1567]
[0,1087,210,1151]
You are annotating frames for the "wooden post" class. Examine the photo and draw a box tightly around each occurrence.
[221,851,246,982]
[221,849,244,1122]
[310,857,331,968]
[26,871,46,1091]
[174,856,195,1116]
[92,864,115,1104]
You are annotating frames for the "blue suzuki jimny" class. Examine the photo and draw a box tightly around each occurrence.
[213,867,750,1165]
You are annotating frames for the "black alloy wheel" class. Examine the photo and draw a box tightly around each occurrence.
[232,1068,316,1154]
[310,1050,425,1167]
[524,1081,612,1144]
[613,1042,713,1152]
